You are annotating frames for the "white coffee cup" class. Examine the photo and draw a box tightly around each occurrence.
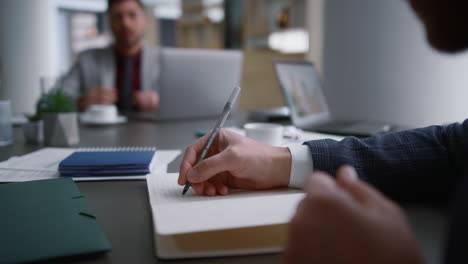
[84,104,119,122]
[244,123,284,146]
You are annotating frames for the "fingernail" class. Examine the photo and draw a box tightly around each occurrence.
[177,178,184,186]
[343,166,358,181]
[220,186,229,196]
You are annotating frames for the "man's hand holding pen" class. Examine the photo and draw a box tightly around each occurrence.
[178,128,292,196]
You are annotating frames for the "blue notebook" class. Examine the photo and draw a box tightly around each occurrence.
[59,149,157,177]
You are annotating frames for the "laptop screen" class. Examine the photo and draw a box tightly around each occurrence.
[274,60,328,117]
[274,60,330,127]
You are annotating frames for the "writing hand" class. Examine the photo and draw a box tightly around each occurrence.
[178,129,291,196]
[133,90,159,111]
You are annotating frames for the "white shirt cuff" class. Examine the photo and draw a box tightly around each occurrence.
[287,145,314,189]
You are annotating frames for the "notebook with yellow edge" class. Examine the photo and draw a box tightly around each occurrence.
[146,173,304,259]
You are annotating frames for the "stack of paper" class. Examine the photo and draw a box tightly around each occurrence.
[0,148,181,182]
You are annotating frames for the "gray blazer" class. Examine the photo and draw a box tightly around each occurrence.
[61,44,160,101]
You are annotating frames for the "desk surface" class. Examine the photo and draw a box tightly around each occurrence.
[0,119,448,264]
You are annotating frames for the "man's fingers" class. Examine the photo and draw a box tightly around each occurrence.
[304,171,337,194]
[99,96,116,104]
[89,88,117,103]
[178,134,213,185]
[187,150,233,183]
[336,165,386,205]
[301,172,358,222]
[192,182,204,195]
[89,88,114,96]
[148,94,159,110]
[88,94,115,105]
[134,91,158,110]
[151,93,159,107]
[178,146,199,185]
[203,182,217,196]
[100,88,117,96]
[210,177,229,195]
[216,183,229,195]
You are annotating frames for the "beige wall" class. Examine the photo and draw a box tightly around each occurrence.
[143,5,159,47]
[306,0,325,77]
[239,50,304,110]
[239,0,325,111]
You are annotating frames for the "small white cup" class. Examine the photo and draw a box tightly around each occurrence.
[84,104,118,122]
[244,123,284,146]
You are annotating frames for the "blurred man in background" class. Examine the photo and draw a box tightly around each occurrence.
[62,0,159,112]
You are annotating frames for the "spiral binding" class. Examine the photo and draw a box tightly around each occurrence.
[76,146,157,152]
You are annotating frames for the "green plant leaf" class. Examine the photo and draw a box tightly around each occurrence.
[35,89,76,115]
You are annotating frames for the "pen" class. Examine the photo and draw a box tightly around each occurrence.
[182,86,241,195]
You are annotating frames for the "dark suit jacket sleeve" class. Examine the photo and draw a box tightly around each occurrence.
[304,119,468,202]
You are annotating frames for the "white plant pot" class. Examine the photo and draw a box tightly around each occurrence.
[43,113,80,147]
[22,120,43,144]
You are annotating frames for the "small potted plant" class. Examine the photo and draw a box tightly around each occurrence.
[22,112,44,144]
[39,89,80,146]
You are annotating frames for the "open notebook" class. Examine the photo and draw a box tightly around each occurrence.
[146,172,305,259]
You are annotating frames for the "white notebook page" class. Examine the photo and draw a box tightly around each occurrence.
[147,172,305,235]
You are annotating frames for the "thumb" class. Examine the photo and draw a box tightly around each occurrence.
[187,150,234,183]
[336,165,385,204]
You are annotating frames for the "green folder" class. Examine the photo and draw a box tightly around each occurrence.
[0,178,111,263]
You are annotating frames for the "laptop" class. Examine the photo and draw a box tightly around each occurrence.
[156,48,243,121]
[273,59,392,137]
[129,48,242,121]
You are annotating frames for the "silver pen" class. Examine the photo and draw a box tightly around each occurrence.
[182,86,241,195]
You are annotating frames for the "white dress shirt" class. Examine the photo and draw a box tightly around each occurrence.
[287,145,314,188]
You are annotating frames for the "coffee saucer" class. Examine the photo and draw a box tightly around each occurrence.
[79,115,128,125]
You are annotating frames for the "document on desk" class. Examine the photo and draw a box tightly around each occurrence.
[146,172,305,259]
[0,148,181,182]
[0,178,111,263]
